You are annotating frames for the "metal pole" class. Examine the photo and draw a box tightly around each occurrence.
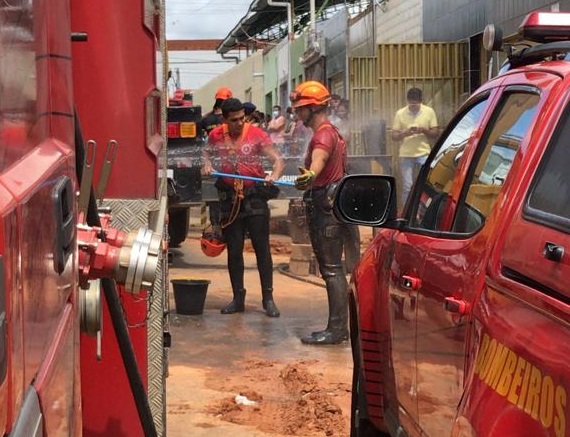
[267,0,293,103]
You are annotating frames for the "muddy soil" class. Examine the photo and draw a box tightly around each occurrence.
[205,359,350,436]
[166,226,367,437]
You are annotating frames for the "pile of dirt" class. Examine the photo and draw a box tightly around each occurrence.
[206,359,349,436]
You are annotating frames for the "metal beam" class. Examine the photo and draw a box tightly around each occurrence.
[167,39,224,51]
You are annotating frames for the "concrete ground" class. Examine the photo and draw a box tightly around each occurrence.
[165,200,360,437]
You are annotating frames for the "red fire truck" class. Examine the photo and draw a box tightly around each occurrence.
[0,0,168,436]
[333,11,570,437]
[166,103,204,247]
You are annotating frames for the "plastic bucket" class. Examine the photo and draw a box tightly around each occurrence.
[171,279,211,315]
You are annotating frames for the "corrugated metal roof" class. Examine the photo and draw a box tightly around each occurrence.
[217,0,359,54]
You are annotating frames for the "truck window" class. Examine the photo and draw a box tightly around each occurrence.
[454,91,540,233]
[410,98,488,231]
[527,102,570,228]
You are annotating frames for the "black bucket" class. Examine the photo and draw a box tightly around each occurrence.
[171,279,211,315]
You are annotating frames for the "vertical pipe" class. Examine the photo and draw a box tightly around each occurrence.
[310,0,316,33]
[267,0,292,103]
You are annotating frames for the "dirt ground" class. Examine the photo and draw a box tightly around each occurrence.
[165,212,370,437]
[204,359,350,436]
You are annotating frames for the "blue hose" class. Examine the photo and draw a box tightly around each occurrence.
[210,171,295,187]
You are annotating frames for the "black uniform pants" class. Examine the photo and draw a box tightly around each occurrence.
[304,187,349,331]
[221,195,273,293]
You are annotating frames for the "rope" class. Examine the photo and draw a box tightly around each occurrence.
[221,179,244,229]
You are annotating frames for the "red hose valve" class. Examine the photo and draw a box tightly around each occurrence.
[77,224,161,293]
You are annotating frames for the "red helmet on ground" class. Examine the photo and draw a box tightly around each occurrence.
[215,87,233,100]
[200,231,226,257]
[290,81,331,108]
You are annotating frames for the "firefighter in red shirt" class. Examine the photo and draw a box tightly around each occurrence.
[202,98,285,317]
[291,81,350,345]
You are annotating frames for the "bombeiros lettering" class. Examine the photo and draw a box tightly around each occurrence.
[475,333,567,437]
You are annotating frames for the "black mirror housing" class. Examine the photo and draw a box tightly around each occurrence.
[332,174,398,226]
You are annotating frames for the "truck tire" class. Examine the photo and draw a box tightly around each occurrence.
[168,208,190,247]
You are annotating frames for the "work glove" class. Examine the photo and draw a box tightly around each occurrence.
[295,167,316,190]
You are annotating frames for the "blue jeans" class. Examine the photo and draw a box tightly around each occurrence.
[400,156,427,206]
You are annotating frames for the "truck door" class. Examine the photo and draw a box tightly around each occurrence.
[387,96,491,434]
[404,88,541,437]
[476,96,570,437]
[416,87,540,436]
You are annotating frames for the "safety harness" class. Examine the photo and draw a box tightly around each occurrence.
[220,122,250,229]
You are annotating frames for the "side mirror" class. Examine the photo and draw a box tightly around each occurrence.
[332,175,397,226]
[483,23,503,52]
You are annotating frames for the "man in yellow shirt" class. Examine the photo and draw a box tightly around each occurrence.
[392,87,439,205]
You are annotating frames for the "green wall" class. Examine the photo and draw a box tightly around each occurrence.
[262,34,306,112]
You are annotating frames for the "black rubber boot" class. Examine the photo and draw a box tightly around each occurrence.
[301,329,348,344]
[221,289,246,314]
[301,269,348,345]
[262,289,280,318]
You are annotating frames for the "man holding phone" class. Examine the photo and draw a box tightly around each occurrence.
[392,87,439,206]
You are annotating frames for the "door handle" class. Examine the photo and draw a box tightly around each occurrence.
[543,242,564,263]
[52,176,75,274]
[401,275,421,291]
[444,297,469,315]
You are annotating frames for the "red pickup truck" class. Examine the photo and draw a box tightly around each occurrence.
[334,11,570,437]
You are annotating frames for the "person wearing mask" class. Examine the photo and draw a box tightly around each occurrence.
[392,87,439,205]
[290,80,350,345]
[200,87,233,236]
[202,98,285,318]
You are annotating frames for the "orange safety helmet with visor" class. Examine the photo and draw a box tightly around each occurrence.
[290,80,331,108]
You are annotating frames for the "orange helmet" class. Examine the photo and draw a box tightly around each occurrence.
[200,231,226,257]
[215,87,233,101]
[290,81,331,108]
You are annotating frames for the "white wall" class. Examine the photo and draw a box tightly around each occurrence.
[192,51,265,111]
